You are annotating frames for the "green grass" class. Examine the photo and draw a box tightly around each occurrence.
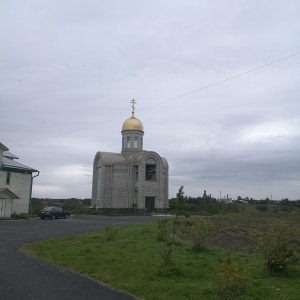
[20,210,300,300]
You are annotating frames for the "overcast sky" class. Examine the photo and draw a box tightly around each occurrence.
[1,1,300,200]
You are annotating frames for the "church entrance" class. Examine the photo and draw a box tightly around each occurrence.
[145,197,155,213]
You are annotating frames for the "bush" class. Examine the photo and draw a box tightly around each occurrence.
[11,213,30,219]
[104,224,118,241]
[257,221,299,272]
[216,252,249,299]
[30,201,44,215]
[256,205,268,212]
[280,205,294,212]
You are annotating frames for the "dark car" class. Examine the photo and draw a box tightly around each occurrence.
[38,207,70,220]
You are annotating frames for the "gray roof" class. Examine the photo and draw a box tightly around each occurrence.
[0,143,9,151]
[161,157,169,169]
[2,157,38,172]
[99,152,127,165]
[3,151,19,159]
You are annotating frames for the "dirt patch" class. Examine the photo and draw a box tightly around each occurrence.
[177,209,300,253]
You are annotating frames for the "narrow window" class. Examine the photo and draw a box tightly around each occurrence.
[96,167,101,203]
[134,165,139,181]
[127,136,131,148]
[134,136,138,149]
[145,164,156,181]
[6,172,11,185]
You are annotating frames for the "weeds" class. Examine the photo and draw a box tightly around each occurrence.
[157,246,174,268]
[190,219,215,251]
[156,219,169,241]
[156,244,182,278]
[104,224,118,241]
[257,221,299,272]
[11,213,30,219]
[216,252,249,299]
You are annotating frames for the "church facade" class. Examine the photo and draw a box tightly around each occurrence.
[91,100,169,214]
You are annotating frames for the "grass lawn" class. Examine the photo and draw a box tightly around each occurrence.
[20,208,300,300]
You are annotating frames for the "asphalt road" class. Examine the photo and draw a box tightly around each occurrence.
[0,215,165,300]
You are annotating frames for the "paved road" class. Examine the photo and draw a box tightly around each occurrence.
[0,215,165,300]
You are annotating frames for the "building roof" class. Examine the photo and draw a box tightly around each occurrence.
[3,151,19,159]
[2,156,38,172]
[0,143,38,173]
[0,143,9,151]
[99,152,128,165]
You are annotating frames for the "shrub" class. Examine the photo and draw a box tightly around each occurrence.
[257,221,299,272]
[104,224,118,241]
[30,201,44,214]
[256,205,268,212]
[184,210,191,218]
[280,205,294,212]
[216,252,249,299]
[226,202,239,213]
[11,213,30,219]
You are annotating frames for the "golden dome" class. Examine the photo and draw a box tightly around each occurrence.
[122,113,144,131]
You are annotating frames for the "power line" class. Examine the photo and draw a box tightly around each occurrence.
[136,51,300,112]
[13,51,300,146]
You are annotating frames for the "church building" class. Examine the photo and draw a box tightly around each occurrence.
[91,100,169,214]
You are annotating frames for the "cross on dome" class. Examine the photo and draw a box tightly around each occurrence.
[122,98,144,132]
[130,98,136,114]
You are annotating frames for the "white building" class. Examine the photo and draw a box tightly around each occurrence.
[0,143,39,217]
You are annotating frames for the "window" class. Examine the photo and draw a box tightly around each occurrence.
[145,164,156,181]
[134,136,138,149]
[134,165,139,181]
[127,136,131,148]
[6,172,11,185]
[96,167,101,202]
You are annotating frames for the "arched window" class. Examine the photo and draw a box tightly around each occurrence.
[145,157,157,181]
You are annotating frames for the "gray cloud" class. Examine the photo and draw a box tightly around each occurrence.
[1,1,299,200]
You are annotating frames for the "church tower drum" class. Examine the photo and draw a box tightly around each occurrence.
[121,99,144,153]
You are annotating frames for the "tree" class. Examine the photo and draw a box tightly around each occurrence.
[174,186,187,217]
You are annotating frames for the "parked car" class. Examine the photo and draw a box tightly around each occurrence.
[38,207,70,220]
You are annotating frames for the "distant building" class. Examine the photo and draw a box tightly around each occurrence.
[91,100,169,214]
[0,143,39,217]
